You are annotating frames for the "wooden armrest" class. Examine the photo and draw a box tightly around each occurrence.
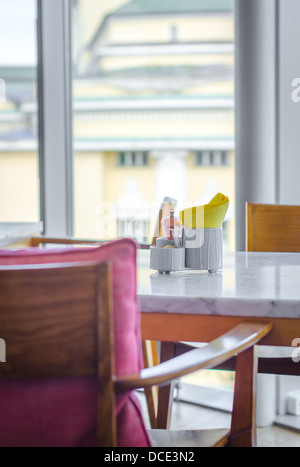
[114,320,272,391]
[31,236,150,249]
[31,237,104,247]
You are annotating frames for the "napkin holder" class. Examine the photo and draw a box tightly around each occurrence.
[183,227,223,273]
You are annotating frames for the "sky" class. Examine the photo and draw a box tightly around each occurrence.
[0,0,37,66]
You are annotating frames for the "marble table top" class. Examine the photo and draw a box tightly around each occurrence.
[137,250,300,319]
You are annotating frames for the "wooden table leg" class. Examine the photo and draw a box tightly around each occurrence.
[142,340,159,428]
[156,342,177,430]
[229,346,258,447]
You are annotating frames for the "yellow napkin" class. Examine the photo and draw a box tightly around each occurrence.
[179,193,229,228]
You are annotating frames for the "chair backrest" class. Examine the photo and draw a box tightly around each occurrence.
[0,239,152,448]
[0,261,117,446]
[246,202,300,252]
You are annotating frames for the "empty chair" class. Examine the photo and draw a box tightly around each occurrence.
[246,202,300,376]
[246,202,300,252]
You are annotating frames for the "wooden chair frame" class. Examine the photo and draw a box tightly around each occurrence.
[30,236,150,250]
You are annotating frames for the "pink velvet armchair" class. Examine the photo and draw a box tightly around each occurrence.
[0,239,272,447]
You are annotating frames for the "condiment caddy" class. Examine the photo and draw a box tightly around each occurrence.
[150,193,229,274]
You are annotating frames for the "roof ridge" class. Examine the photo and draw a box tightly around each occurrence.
[111,0,234,16]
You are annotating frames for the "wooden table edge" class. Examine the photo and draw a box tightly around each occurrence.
[141,312,299,348]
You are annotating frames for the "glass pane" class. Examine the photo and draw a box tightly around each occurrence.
[0,0,39,223]
[72,0,235,250]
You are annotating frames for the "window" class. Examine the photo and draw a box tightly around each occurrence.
[195,150,230,167]
[0,0,39,223]
[72,0,235,249]
[119,151,148,167]
[170,24,179,43]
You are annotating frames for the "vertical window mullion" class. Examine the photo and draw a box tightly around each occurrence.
[37,0,73,237]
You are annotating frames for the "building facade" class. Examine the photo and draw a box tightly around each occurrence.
[0,0,235,249]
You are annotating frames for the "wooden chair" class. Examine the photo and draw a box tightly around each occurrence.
[0,260,271,447]
[246,202,300,252]
[246,202,300,376]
